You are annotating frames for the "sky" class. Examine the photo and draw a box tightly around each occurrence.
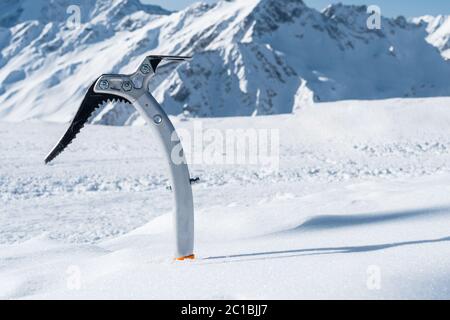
[143,0,449,18]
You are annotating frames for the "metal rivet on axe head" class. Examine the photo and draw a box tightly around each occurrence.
[153,114,163,124]
[140,64,151,74]
[122,81,133,91]
[99,80,109,90]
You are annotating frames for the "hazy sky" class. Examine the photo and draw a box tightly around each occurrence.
[143,0,449,18]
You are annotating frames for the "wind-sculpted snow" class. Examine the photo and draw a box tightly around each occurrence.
[0,0,449,123]
[2,98,450,299]
[1,97,450,238]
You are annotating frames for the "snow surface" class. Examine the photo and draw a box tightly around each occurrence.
[2,97,450,299]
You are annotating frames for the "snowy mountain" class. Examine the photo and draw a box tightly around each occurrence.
[412,15,450,60]
[0,0,170,27]
[0,0,449,124]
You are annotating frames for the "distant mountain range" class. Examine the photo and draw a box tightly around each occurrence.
[0,0,449,124]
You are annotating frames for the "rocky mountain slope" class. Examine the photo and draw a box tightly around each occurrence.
[0,0,449,124]
[412,15,450,60]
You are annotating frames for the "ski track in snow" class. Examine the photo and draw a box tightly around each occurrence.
[1,98,450,299]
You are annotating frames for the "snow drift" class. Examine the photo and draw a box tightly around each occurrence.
[2,97,450,298]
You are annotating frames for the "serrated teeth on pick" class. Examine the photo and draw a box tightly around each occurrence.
[102,98,131,105]
[45,79,132,164]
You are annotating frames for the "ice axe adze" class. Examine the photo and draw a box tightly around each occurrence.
[45,55,195,261]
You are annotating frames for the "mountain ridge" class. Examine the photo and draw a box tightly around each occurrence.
[412,15,450,60]
[0,0,449,124]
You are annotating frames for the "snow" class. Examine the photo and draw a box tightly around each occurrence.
[1,0,450,123]
[412,15,450,60]
[1,0,450,301]
[2,97,450,299]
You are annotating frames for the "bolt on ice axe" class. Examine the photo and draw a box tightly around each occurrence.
[45,55,195,261]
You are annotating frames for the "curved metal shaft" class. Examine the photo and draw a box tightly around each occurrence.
[134,93,194,258]
[95,56,194,259]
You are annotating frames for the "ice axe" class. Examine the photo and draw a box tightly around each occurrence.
[45,55,195,261]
